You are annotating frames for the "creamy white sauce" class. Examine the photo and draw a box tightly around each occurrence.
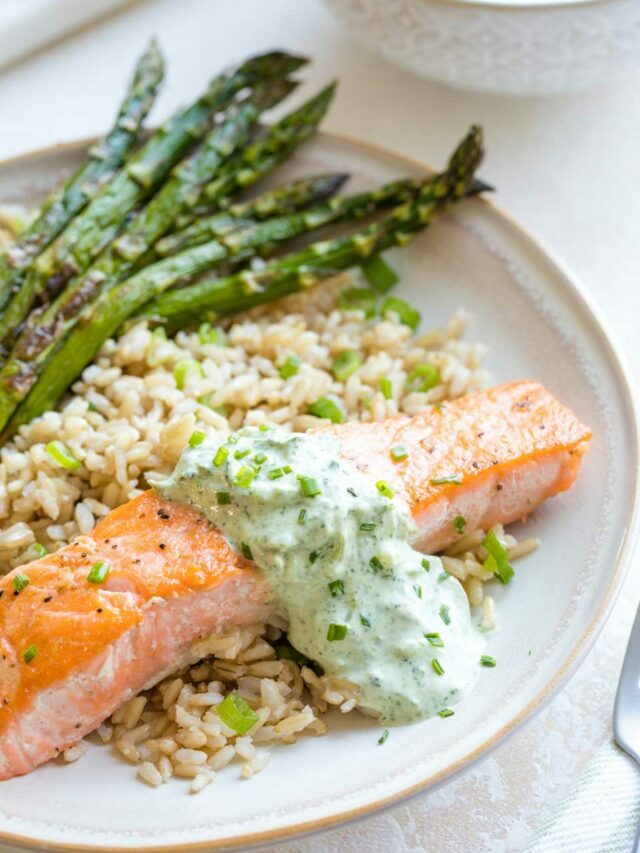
[155,427,482,724]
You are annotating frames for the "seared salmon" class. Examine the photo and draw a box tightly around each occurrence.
[0,380,591,779]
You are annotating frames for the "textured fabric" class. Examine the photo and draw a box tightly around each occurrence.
[526,741,640,853]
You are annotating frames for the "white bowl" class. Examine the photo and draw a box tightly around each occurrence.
[322,0,640,95]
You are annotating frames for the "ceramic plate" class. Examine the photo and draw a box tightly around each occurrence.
[0,133,637,852]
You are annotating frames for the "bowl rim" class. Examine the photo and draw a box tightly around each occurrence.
[408,0,618,12]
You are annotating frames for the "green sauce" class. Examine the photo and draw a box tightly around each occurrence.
[155,427,481,724]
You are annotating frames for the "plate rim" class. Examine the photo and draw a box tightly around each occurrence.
[0,130,638,853]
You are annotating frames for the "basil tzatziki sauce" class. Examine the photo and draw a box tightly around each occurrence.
[155,426,482,724]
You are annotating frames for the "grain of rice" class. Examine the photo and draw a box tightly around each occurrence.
[63,742,88,763]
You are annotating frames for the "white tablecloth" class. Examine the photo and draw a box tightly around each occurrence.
[0,1,638,849]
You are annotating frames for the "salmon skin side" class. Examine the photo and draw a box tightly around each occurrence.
[0,380,591,779]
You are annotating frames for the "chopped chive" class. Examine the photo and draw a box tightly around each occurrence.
[309,550,320,564]
[338,286,377,318]
[390,444,408,462]
[308,397,344,424]
[298,476,321,498]
[32,543,48,560]
[253,452,267,465]
[45,441,81,472]
[360,522,376,531]
[275,643,310,667]
[258,424,270,432]
[174,358,204,390]
[406,363,441,393]
[422,558,431,572]
[198,322,226,346]
[240,542,254,561]
[328,579,344,597]
[283,465,292,474]
[381,296,420,330]
[454,515,466,534]
[414,584,422,599]
[376,480,394,498]
[216,692,258,734]
[235,466,254,489]
[13,572,29,594]
[438,571,450,583]
[360,613,371,627]
[480,655,497,668]
[87,561,110,584]
[268,467,285,479]
[482,530,515,585]
[327,623,348,642]
[213,446,229,467]
[332,349,362,382]
[380,376,393,400]
[431,659,445,676]
[216,491,231,505]
[377,729,390,745]
[298,509,307,524]
[234,448,250,460]
[188,430,206,447]
[431,474,463,486]
[438,708,454,718]
[362,255,398,293]
[425,632,444,647]
[87,401,98,412]
[226,434,238,445]
[279,354,301,380]
[439,604,451,625]
[23,644,37,664]
[369,556,383,572]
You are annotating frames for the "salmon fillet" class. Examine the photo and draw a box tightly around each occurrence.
[0,380,591,779]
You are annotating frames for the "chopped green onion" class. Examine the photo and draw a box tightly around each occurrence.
[431,474,463,486]
[422,558,431,572]
[188,430,206,447]
[268,467,286,480]
[438,708,454,718]
[235,467,255,489]
[309,550,320,564]
[362,255,398,293]
[87,401,98,412]
[213,445,229,467]
[381,296,420,330]
[23,645,37,664]
[338,286,377,318]
[13,572,29,594]
[328,580,344,597]
[234,448,250,460]
[327,623,348,642]
[241,542,253,561]
[258,424,270,431]
[275,644,310,667]
[431,659,445,676]
[45,441,81,472]
[439,604,451,625]
[32,543,48,560]
[480,655,497,668]
[298,509,307,525]
[198,322,226,346]
[414,584,422,599]
[482,530,515,585]
[216,693,258,734]
[87,561,110,584]
[407,363,441,393]
[279,355,301,380]
[376,480,394,498]
[216,491,231,505]
[454,515,466,534]
[174,358,204,390]
[332,349,362,382]
[380,376,393,400]
[438,571,450,583]
[360,522,376,531]
[425,632,444,647]
[369,556,383,572]
[360,613,371,627]
[377,729,390,745]
[226,434,238,445]
[390,444,408,462]
[298,476,321,498]
[253,452,267,465]
[283,465,292,474]
[308,397,344,424]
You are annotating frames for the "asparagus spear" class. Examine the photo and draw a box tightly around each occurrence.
[0,50,306,349]
[2,126,483,436]
[156,172,349,256]
[0,40,165,315]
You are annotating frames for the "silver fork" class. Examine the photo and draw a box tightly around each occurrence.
[614,603,640,853]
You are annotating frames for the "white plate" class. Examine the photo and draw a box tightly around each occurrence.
[0,133,637,852]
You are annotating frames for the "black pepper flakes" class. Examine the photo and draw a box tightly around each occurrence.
[159,543,166,550]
